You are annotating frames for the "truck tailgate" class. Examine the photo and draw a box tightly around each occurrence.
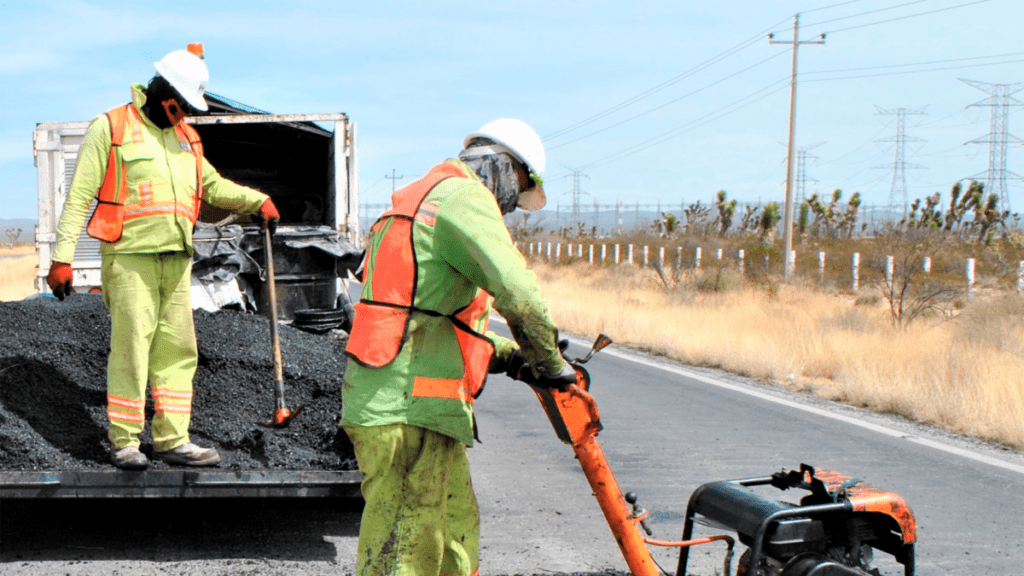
[1,469,361,498]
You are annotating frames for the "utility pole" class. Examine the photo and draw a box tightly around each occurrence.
[960,79,1024,212]
[874,107,926,219]
[770,14,824,280]
[385,169,405,193]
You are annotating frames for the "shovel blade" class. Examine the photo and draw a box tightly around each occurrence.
[260,405,303,428]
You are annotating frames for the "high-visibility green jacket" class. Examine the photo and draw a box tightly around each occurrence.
[53,84,268,264]
[341,159,564,446]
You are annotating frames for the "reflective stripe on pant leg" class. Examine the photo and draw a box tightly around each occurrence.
[102,253,160,449]
[344,423,458,576]
[440,441,479,576]
[149,253,198,452]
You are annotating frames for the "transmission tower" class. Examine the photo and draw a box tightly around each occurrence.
[960,78,1024,213]
[874,107,926,217]
[563,168,590,219]
[796,142,824,205]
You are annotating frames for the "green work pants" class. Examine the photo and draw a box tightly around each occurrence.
[343,423,479,576]
[102,252,197,452]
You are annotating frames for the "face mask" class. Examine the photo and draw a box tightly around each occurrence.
[459,151,521,215]
[161,98,188,126]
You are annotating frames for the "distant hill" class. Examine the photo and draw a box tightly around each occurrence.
[0,219,36,245]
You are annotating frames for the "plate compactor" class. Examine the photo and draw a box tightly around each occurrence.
[515,335,917,576]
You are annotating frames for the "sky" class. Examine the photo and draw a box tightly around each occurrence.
[2,0,1023,223]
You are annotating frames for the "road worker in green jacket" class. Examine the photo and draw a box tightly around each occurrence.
[342,118,576,576]
[46,45,280,470]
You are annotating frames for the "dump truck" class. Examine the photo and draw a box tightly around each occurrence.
[32,92,363,317]
[2,94,363,499]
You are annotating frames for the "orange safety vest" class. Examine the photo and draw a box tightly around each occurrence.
[86,103,205,242]
[345,162,496,401]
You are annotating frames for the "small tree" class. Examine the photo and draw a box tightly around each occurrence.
[759,202,780,247]
[662,212,678,238]
[683,200,711,236]
[713,190,737,237]
[839,192,862,238]
[944,181,977,233]
[875,229,959,329]
[806,189,859,238]
[972,192,1008,245]
[738,204,761,236]
[798,201,810,242]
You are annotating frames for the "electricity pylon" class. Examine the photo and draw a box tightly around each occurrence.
[874,106,926,218]
[960,78,1024,212]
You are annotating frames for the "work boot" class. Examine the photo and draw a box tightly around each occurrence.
[111,446,149,470]
[154,442,221,467]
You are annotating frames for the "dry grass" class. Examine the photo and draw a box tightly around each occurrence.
[0,245,39,301]
[532,261,1024,450]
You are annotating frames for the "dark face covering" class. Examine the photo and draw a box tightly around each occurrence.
[459,138,522,215]
[142,76,194,129]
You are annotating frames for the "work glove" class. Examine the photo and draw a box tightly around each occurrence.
[46,261,74,301]
[500,349,529,379]
[534,362,578,391]
[253,199,280,236]
[501,339,572,382]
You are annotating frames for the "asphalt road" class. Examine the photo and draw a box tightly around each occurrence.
[2,322,1023,575]
[472,326,1024,575]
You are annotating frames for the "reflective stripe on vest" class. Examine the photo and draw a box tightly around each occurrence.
[345,162,496,401]
[86,103,205,242]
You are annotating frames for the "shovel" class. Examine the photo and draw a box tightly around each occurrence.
[260,224,302,428]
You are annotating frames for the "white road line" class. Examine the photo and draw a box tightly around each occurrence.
[489,316,1024,476]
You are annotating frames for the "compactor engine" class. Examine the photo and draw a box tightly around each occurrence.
[678,463,916,576]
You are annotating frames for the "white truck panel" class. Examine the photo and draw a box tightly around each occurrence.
[34,113,359,295]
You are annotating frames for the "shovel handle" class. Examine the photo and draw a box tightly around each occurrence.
[264,226,284,382]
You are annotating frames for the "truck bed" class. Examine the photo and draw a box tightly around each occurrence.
[1,469,361,499]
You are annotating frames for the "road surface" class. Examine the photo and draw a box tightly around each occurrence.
[472,326,1024,574]
[2,324,1022,575]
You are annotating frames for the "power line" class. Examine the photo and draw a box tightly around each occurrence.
[801,57,1024,82]
[821,122,894,165]
[543,16,792,141]
[571,79,790,174]
[548,50,789,151]
[801,0,864,15]
[803,51,1024,76]
[917,105,980,127]
[824,0,992,34]
[361,176,388,195]
[804,0,932,27]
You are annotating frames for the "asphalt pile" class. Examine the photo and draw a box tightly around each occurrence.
[0,294,356,471]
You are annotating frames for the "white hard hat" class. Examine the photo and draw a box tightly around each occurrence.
[154,46,209,112]
[464,118,547,210]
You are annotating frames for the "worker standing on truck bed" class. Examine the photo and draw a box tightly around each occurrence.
[342,118,576,576]
[45,44,280,470]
